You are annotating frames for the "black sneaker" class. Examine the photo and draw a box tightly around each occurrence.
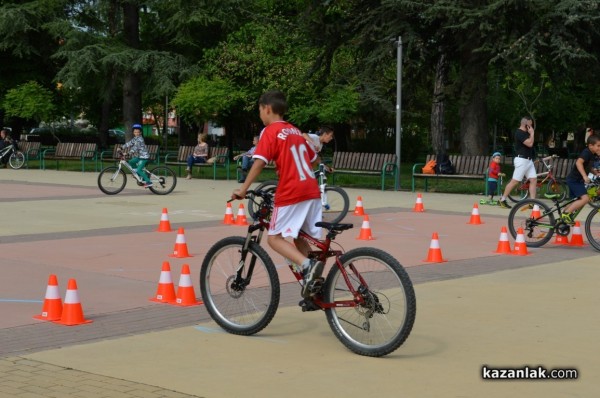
[301,259,324,298]
[499,200,512,209]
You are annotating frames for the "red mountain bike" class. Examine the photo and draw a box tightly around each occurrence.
[199,189,416,357]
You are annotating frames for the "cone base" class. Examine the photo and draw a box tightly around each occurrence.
[467,220,483,225]
[149,296,176,303]
[171,299,203,307]
[413,207,425,212]
[356,236,375,240]
[157,224,172,232]
[168,253,193,258]
[493,249,513,254]
[569,241,585,247]
[422,258,448,263]
[53,319,93,326]
[33,314,61,321]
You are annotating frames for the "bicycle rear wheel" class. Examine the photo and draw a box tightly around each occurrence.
[97,166,127,194]
[323,247,416,357]
[584,207,600,251]
[507,179,529,203]
[507,198,555,247]
[9,151,25,169]
[148,166,177,195]
[321,186,350,224]
[248,180,278,220]
[200,236,280,335]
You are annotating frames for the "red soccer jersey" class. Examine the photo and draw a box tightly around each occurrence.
[253,121,320,206]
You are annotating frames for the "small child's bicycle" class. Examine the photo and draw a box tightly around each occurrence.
[199,189,416,357]
[507,177,600,251]
[0,143,25,169]
[97,151,177,195]
[480,174,504,206]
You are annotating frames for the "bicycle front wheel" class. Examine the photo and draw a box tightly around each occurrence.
[148,166,177,195]
[507,179,529,203]
[323,247,416,357]
[584,207,600,251]
[507,198,555,247]
[98,166,127,194]
[321,186,350,224]
[9,151,25,169]
[200,236,280,335]
[248,180,278,220]
[544,180,567,202]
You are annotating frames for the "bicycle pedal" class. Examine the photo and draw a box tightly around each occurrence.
[298,298,321,312]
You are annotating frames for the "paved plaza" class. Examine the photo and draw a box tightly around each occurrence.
[0,168,598,397]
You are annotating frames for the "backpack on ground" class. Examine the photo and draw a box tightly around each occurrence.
[422,159,436,174]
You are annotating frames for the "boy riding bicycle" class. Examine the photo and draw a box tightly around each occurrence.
[120,124,153,188]
[232,90,323,298]
[562,134,600,223]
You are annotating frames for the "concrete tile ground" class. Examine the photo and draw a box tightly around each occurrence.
[1,169,597,397]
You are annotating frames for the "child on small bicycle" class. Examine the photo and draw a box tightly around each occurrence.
[485,152,505,205]
[562,134,600,223]
[121,124,153,188]
[232,90,324,298]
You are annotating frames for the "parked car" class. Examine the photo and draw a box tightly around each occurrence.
[108,129,125,144]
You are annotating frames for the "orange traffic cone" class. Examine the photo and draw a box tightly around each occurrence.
[569,221,585,246]
[353,196,366,216]
[467,203,483,224]
[156,208,172,232]
[222,202,235,225]
[149,261,177,303]
[356,215,375,240]
[512,228,530,256]
[423,232,447,263]
[169,227,193,258]
[34,274,63,321]
[553,233,569,245]
[494,226,512,254]
[530,204,541,219]
[54,279,92,326]
[234,203,249,226]
[413,193,425,212]
[172,264,202,306]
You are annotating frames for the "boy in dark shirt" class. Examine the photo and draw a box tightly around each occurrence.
[562,134,600,223]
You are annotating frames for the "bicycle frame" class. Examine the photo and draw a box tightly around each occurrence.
[114,157,148,182]
[236,191,364,310]
[521,156,559,189]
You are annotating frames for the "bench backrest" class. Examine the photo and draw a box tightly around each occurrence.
[175,146,229,163]
[333,152,397,172]
[111,144,159,161]
[54,142,97,158]
[425,154,489,175]
[18,141,41,157]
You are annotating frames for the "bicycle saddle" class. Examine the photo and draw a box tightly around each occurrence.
[315,222,353,231]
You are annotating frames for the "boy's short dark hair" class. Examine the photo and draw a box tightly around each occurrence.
[319,126,334,135]
[259,90,288,116]
[587,134,599,145]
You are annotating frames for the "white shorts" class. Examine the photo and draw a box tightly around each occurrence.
[512,157,537,181]
[268,198,322,239]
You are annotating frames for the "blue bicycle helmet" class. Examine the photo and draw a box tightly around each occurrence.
[132,123,142,130]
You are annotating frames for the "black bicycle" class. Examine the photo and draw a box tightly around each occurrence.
[507,177,600,250]
[200,189,416,357]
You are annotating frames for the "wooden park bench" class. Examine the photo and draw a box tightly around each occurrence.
[330,151,398,191]
[412,154,490,192]
[16,141,41,168]
[40,143,98,172]
[164,146,230,180]
[99,144,160,169]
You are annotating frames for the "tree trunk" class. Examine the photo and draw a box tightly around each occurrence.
[122,2,142,139]
[458,52,489,155]
[431,52,448,155]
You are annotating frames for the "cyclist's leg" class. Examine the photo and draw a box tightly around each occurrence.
[136,159,151,183]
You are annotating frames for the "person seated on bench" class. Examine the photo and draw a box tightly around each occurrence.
[185,133,209,180]
[234,135,258,183]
